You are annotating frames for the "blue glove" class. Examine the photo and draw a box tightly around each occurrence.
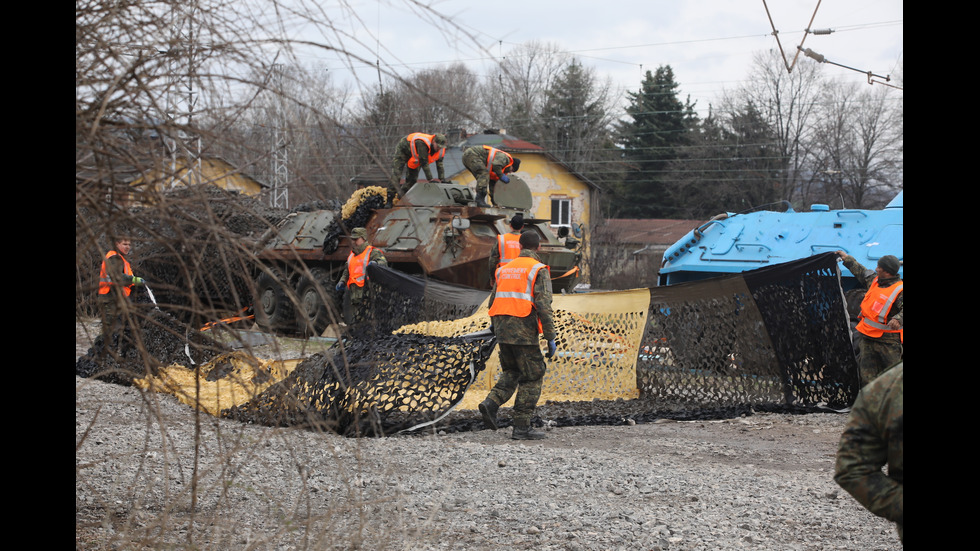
[335,282,344,291]
[499,174,510,184]
[546,339,557,359]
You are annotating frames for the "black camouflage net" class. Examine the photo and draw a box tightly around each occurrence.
[637,253,860,410]
[75,295,228,386]
[223,331,497,436]
[345,264,490,336]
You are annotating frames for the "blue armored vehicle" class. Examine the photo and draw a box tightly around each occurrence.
[659,192,903,290]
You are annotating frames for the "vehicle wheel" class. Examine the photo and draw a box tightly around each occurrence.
[254,270,296,334]
[295,268,336,336]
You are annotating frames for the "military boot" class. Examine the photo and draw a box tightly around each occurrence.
[511,425,545,440]
[474,191,490,208]
[478,399,499,430]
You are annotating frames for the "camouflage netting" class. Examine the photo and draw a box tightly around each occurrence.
[223,331,497,436]
[637,253,860,411]
[75,294,228,386]
[78,251,860,436]
[344,263,491,336]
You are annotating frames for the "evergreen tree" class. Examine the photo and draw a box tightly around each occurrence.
[613,66,696,218]
[537,60,615,180]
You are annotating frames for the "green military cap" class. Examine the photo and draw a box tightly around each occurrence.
[350,227,369,240]
[433,133,448,147]
[877,255,901,275]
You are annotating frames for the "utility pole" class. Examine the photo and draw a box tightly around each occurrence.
[270,63,289,209]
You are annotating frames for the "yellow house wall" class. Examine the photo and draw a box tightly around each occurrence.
[135,159,263,196]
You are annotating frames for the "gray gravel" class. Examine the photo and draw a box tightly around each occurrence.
[76,321,899,550]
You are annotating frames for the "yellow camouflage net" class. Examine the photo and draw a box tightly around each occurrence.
[397,290,649,409]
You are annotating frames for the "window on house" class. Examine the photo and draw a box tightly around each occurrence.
[550,197,571,227]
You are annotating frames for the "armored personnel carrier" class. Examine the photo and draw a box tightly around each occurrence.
[658,191,903,289]
[253,177,582,335]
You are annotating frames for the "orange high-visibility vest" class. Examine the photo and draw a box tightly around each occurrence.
[406,133,445,169]
[856,277,903,342]
[496,233,522,269]
[98,250,133,297]
[489,256,547,320]
[483,146,514,181]
[346,246,374,288]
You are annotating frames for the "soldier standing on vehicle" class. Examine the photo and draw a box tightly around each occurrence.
[489,214,525,283]
[461,145,521,207]
[98,236,145,351]
[836,251,903,385]
[336,227,388,329]
[478,231,557,440]
[391,132,447,201]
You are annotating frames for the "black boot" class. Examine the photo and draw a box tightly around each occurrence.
[511,424,545,440]
[479,399,499,430]
[474,191,490,208]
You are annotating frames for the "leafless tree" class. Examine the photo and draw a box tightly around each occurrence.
[721,49,824,207]
[811,80,903,208]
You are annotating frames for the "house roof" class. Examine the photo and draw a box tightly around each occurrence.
[597,218,703,247]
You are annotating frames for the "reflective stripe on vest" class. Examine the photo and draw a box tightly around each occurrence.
[98,250,133,297]
[406,133,444,169]
[489,256,546,319]
[482,145,513,180]
[346,246,374,288]
[496,233,522,269]
[856,277,903,339]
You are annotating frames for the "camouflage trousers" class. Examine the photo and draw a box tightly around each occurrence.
[857,335,903,387]
[485,343,547,428]
[461,149,494,197]
[391,154,423,199]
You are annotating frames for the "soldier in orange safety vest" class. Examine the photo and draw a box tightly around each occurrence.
[98,237,145,347]
[461,144,521,207]
[390,132,448,201]
[335,227,388,328]
[478,231,557,440]
[488,214,525,284]
[837,251,903,386]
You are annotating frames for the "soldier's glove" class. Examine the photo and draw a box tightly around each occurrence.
[499,174,510,184]
[335,282,345,291]
[546,339,557,359]
[132,277,145,286]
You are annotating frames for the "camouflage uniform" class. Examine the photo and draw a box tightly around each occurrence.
[462,146,513,202]
[841,255,903,385]
[337,240,388,329]
[391,135,446,199]
[835,362,903,544]
[483,249,556,429]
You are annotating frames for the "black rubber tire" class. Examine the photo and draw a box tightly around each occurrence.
[254,270,296,334]
[295,268,336,336]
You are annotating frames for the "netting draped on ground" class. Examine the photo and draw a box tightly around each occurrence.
[78,253,860,435]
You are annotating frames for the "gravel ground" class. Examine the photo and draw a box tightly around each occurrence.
[75,319,900,550]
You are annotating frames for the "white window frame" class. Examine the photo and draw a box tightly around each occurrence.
[550,197,571,228]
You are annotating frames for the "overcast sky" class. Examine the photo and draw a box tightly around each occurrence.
[293,0,902,116]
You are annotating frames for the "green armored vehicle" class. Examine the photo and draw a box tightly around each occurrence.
[253,177,582,335]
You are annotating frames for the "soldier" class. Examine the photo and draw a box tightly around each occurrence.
[835,362,903,544]
[391,132,447,201]
[461,145,521,207]
[836,251,903,385]
[97,236,145,352]
[336,227,388,328]
[488,213,525,283]
[478,231,558,440]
